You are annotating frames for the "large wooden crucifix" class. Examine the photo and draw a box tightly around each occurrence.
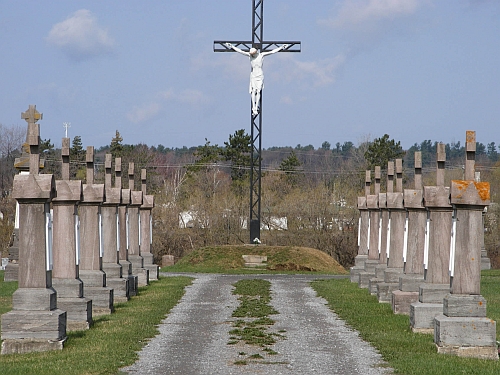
[214,0,301,243]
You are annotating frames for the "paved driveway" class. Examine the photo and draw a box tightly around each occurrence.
[122,273,392,374]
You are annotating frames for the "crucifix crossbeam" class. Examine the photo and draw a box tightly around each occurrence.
[214,0,301,243]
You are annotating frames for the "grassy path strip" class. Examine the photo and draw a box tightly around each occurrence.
[0,273,192,375]
[312,272,500,375]
[229,279,286,365]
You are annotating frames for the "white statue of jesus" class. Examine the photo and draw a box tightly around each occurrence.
[225,43,288,115]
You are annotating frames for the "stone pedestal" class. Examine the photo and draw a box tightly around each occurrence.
[80,173,114,316]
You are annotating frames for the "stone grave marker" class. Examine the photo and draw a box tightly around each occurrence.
[1,105,66,354]
[377,159,405,302]
[434,131,497,360]
[5,134,45,281]
[359,168,380,288]
[410,143,452,333]
[369,162,393,294]
[140,169,159,280]
[51,137,92,331]
[101,154,129,302]
[79,146,114,316]
[116,159,138,296]
[350,170,370,282]
[127,163,149,286]
[392,152,426,314]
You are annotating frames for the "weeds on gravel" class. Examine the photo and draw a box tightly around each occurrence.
[229,279,286,365]
[312,274,500,375]
[0,275,192,375]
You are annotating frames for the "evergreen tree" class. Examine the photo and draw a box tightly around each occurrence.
[70,135,85,179]
[221,129,251,183]
[110,130,124,158]
[364,134,405,169]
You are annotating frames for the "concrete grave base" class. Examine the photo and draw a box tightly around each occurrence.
[3,263,18,282]
[106,277,129,303]
[350,265,364,283]
[375,264,387,278]
[84,286,114,316]
[79,270,106,288]
[144,264,159,281]
[419,283,450,303]
[410,302,443,333]
[392,290,419,315]
[384,268,403,283]
[1,309,67,355]
[363,259,379,273]
[369,277,384,295]
[119,260,133,277]
[56,297,92,331]
[481,249,491,270]
[354,254,367,267]
[434,315,497,360]
[134,254,157,278]
[12,287,57,311]
[1,337,66,355]
[399,274,424,292]
[377,282,399,303]
[443,294,487,317]
[52,278,84,298]
[127,274,139,296]
[436,344,498,360]
[102,262,123,279]
[131,268,149,287]
[129,255,149,286]
[358,271,375,289]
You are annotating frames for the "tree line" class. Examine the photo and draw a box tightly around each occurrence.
[1,124,500,268]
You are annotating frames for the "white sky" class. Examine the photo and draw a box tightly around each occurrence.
[1,0,499,150]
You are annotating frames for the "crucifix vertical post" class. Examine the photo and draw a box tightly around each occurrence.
[214,0,301,243]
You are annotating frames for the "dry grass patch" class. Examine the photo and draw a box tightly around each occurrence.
[164,245,347,274]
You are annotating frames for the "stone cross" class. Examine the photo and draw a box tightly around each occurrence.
[410,143,452,333]
[435,131,497,359]
[101,154,129,302]
[360,167,381,289]
[2,106,66,355]
[378,159,405,303]
[127,163,148,286]
[21,105,42,175]
[392,152,426,315]
[79,146,113,316]
[140,169,158,280]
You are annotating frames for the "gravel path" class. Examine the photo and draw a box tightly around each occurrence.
[122,274,392,375]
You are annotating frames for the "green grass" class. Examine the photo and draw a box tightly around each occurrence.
[229,279,285,362]
[311,272,500,375]
[0,275,192,375]
[0,271,17,316]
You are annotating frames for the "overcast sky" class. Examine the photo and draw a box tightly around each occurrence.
[1,0,499,150]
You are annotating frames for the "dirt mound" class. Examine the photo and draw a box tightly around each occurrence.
[168,245,347,274]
